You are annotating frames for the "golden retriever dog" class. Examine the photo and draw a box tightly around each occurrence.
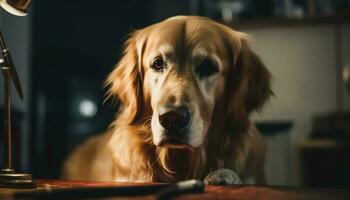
[62,16,272,185]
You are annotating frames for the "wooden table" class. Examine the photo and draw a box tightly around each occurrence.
[0,180,350,200]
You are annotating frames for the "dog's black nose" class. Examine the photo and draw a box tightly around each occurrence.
[159,106,190,132]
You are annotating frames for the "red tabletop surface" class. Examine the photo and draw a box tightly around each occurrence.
[0,179,349,200]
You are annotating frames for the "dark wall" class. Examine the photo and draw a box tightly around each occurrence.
[30,0,152,178]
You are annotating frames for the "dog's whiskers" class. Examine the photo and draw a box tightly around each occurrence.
[140,116,152,126]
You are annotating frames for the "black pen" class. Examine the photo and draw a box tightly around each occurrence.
[157,179,205,200]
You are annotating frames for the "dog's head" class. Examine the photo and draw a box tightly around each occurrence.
[106,16,272,149]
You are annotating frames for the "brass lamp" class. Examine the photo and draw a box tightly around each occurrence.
[0,0,35,188]
[0,0,30,16]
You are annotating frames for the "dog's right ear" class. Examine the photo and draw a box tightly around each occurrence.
[105,31,144,125]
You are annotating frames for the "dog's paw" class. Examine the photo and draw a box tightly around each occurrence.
[204,169,242,185]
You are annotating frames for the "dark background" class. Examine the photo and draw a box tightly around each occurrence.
[30,0,151,179]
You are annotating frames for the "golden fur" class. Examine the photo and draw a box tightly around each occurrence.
[62,16,272,184]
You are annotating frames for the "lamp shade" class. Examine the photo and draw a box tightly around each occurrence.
[0,0,31,16]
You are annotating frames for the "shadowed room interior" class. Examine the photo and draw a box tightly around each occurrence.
[0,0,350,198]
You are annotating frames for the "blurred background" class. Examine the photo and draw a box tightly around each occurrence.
[0,0,350,187]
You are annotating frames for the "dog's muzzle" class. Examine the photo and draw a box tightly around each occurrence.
[158,106,191,146]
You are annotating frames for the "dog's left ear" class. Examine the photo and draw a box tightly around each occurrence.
[225,31,272,116]
[237,38,273,113]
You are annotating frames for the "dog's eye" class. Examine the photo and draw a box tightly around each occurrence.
[195,59,218,78]
[152,58,166,72]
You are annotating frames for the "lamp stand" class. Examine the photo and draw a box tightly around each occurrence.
[0,44,36,189]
